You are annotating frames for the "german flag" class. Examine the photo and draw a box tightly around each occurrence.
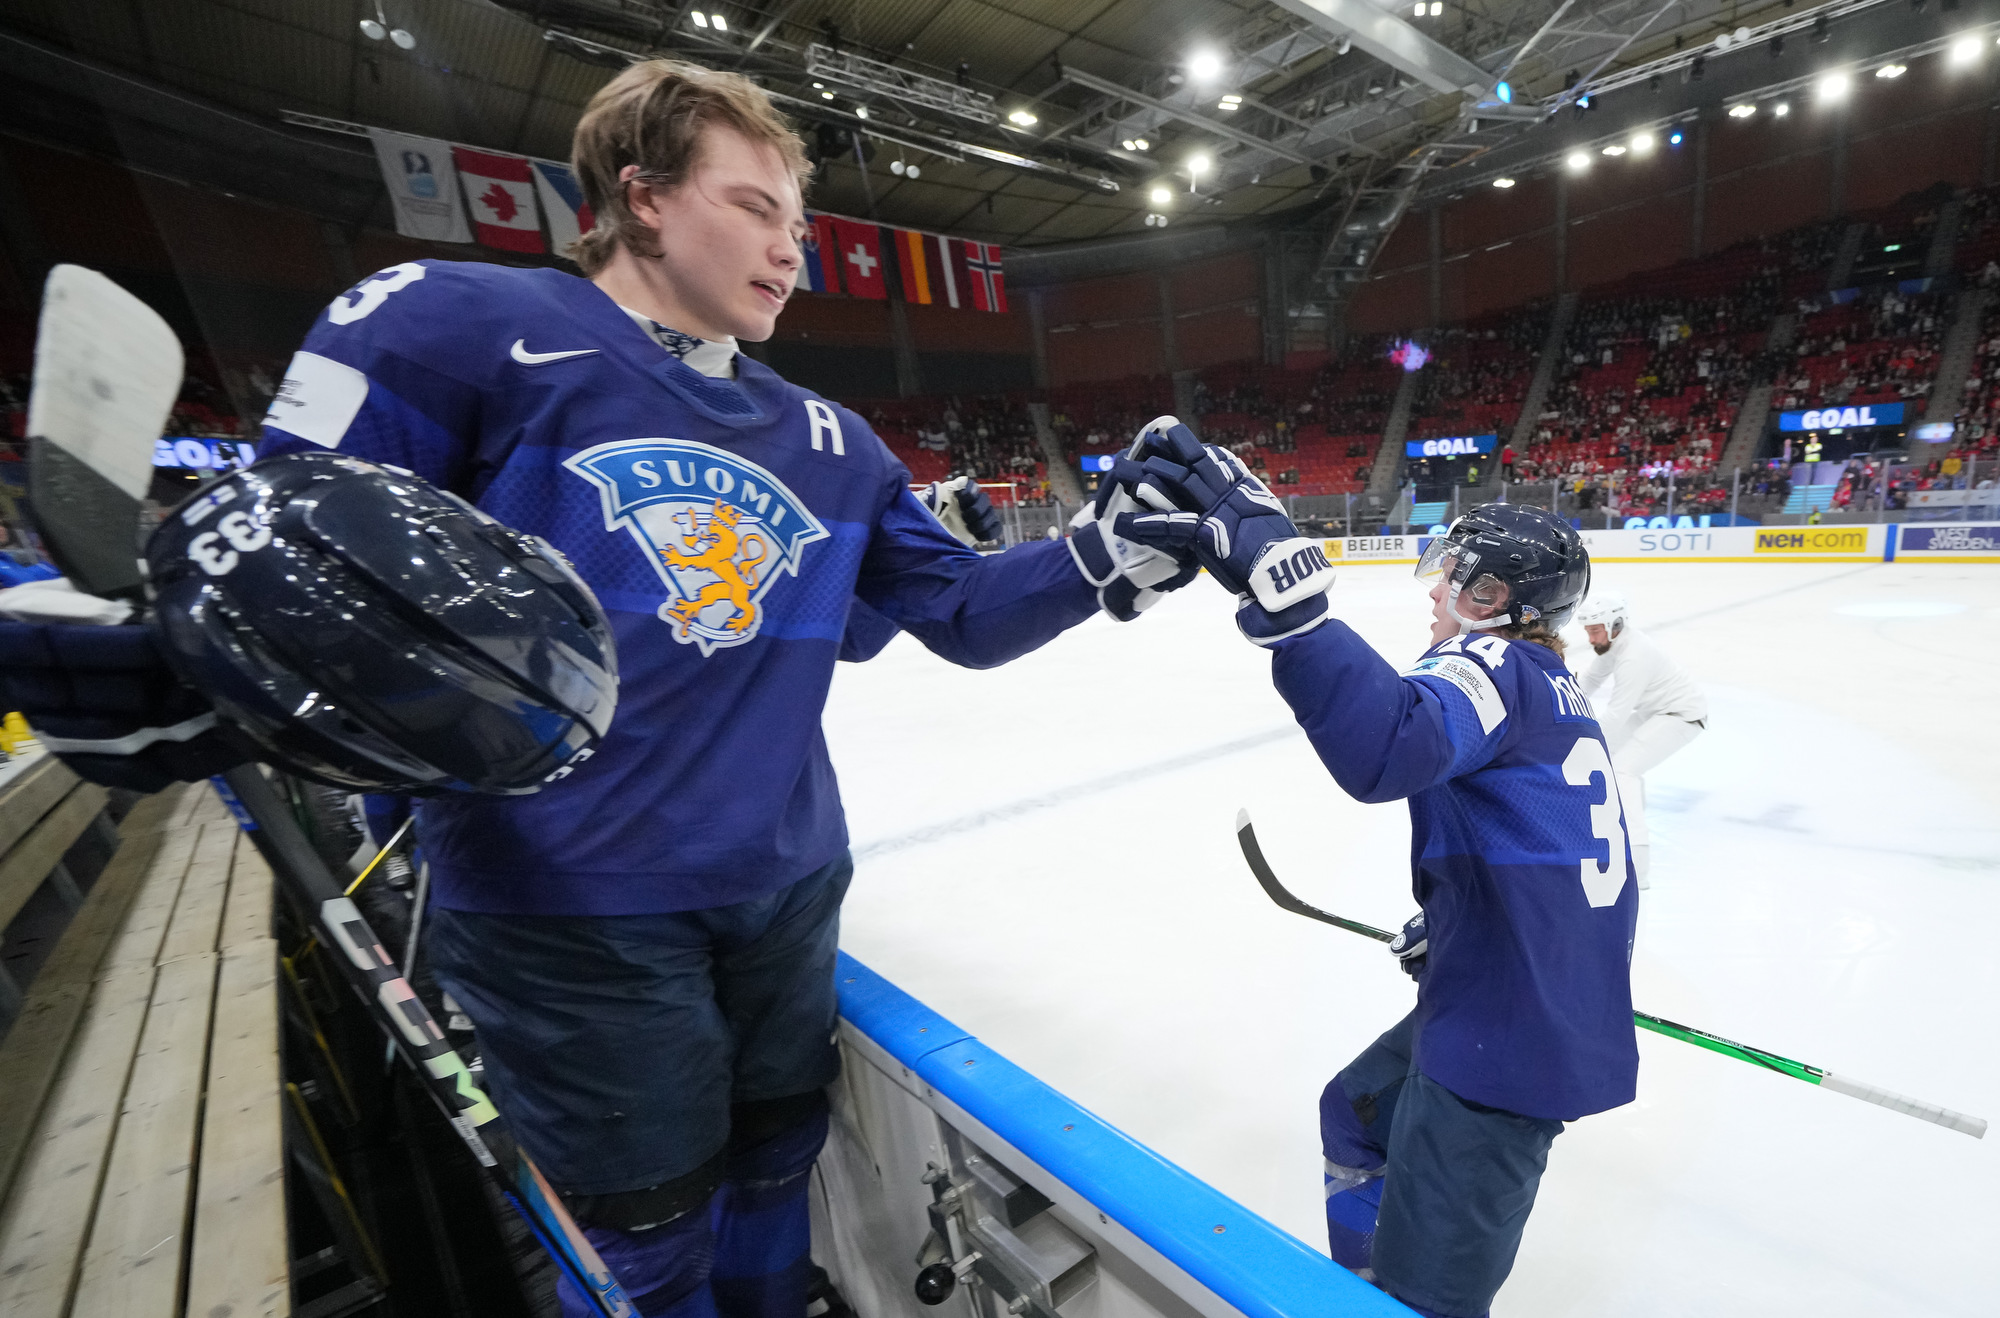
[893,227,934,305]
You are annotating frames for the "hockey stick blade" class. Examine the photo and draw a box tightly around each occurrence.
[25,265,183,599]
[211,769,638,1315]
[1236,810,1987,1139]
[1235,809,1394,942]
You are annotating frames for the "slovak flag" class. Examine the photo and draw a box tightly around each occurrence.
[960,240,1007,313]
[799,213,837,293]
[829,217,886,300]
[532,161,593,258]
[453,146,544,253]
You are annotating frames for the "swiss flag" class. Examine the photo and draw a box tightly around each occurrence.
[960,240,1007,313]
[453,147,544,253]
[829,218,886,299]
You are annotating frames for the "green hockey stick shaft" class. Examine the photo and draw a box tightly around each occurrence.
[1235,810,1986,1140]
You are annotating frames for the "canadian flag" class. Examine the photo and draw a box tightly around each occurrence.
[829,218,886,299]
[453,147,544,253]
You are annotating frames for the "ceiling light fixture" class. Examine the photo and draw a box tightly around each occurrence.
[1566,150,1591,171]
[1150,185,1172,205]
[358,3,413,48]
[712,12,727,31]
[1818,70,1852,102]
[1602,144,1626,156]
[1951,35,1983,64]
[1219,94,1243,111]
[691,10,709,27]
[1876,63,1907,79]
[1774,101,1791,117]
[1008,108,1038,126]
[1728,102,1756,118]
[1492,176,1516,188]
[1187,153,1211,175]
[1187,50,1224,84]
[1631,132,1656,152]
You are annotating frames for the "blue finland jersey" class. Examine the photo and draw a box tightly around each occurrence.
[1272,622,1639,1120]
[261,260,1097,915]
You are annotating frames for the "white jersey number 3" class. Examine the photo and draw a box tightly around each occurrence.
[328,262,426,326]
[1562,737,1629,907]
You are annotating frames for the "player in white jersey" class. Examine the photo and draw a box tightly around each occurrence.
[1574,589,1706,887]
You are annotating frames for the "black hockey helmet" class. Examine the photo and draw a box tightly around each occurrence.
[1415,503,1590,632]
[145,451,618,794]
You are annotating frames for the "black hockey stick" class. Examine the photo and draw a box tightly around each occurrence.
[1235,809,1986,1139]
[20,265,637,1314]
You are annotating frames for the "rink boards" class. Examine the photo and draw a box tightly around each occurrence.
[1322,524,2000,566]
[815,953,1409,1318]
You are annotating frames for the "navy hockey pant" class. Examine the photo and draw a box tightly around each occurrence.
[1320,1013,1564,1318]
[428,853,854,1318]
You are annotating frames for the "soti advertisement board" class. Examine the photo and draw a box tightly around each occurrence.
[1896,524,2000,561]
[1574,525,1888,562]
[1776,402,1906,432]
[1322,534,1423,564]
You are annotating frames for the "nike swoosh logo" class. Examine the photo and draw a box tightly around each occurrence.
[510,339,600,365]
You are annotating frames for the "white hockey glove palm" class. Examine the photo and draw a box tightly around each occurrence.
[1068,416,1201,621]
[1110,426,1335,645]
[919,475,1004,547]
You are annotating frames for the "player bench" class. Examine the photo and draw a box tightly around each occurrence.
[0,752,114,1022]
[0,780,288,1318]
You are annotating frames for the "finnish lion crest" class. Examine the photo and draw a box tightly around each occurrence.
[565,439,827,655]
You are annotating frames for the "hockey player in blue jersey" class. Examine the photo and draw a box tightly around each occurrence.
[0,58,1194,1318]
[1110,436,1636,1318]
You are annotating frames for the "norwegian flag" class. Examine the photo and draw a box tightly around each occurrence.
[829,217,886,299]
[799,213,837,293]
[453,146,544,253]
[960,240,1007,313]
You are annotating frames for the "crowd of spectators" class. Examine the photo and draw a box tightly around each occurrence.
[865,393,1055,504]
[1775,287,1944,411]
[1406,306,1549,451]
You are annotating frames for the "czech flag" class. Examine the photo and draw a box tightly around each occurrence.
[454,147,544,253]
[532,161,593,258]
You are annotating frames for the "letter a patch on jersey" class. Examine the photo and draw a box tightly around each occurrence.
[566,439,827,655]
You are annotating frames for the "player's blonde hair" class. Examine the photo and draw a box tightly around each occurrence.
[1502,621,1565,658]
[569,59,812,275]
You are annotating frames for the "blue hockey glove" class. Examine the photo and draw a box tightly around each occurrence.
[1388,912,1427,981]
[0,621,253,792]
[1068,416,1201,621]
[1110,426,1335,645]
[919,475,1004,546]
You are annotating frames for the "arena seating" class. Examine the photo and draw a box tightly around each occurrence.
[1774,286,1946,412]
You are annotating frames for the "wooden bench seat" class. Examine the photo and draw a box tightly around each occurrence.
[0,781,288,1318]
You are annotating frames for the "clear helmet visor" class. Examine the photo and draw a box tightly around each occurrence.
[1415,538,1513,630]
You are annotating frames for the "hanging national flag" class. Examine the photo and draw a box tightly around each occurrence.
[962,240,1007,313]
[930,233,960,309]
[830,218,886,299]
[799,213,837,293]
[453,147,544,253]
[893,229,933,305]
[367,129,471,244]
[532,161,593,258]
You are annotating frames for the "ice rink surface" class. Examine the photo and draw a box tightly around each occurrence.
[825,559,1999,1317]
